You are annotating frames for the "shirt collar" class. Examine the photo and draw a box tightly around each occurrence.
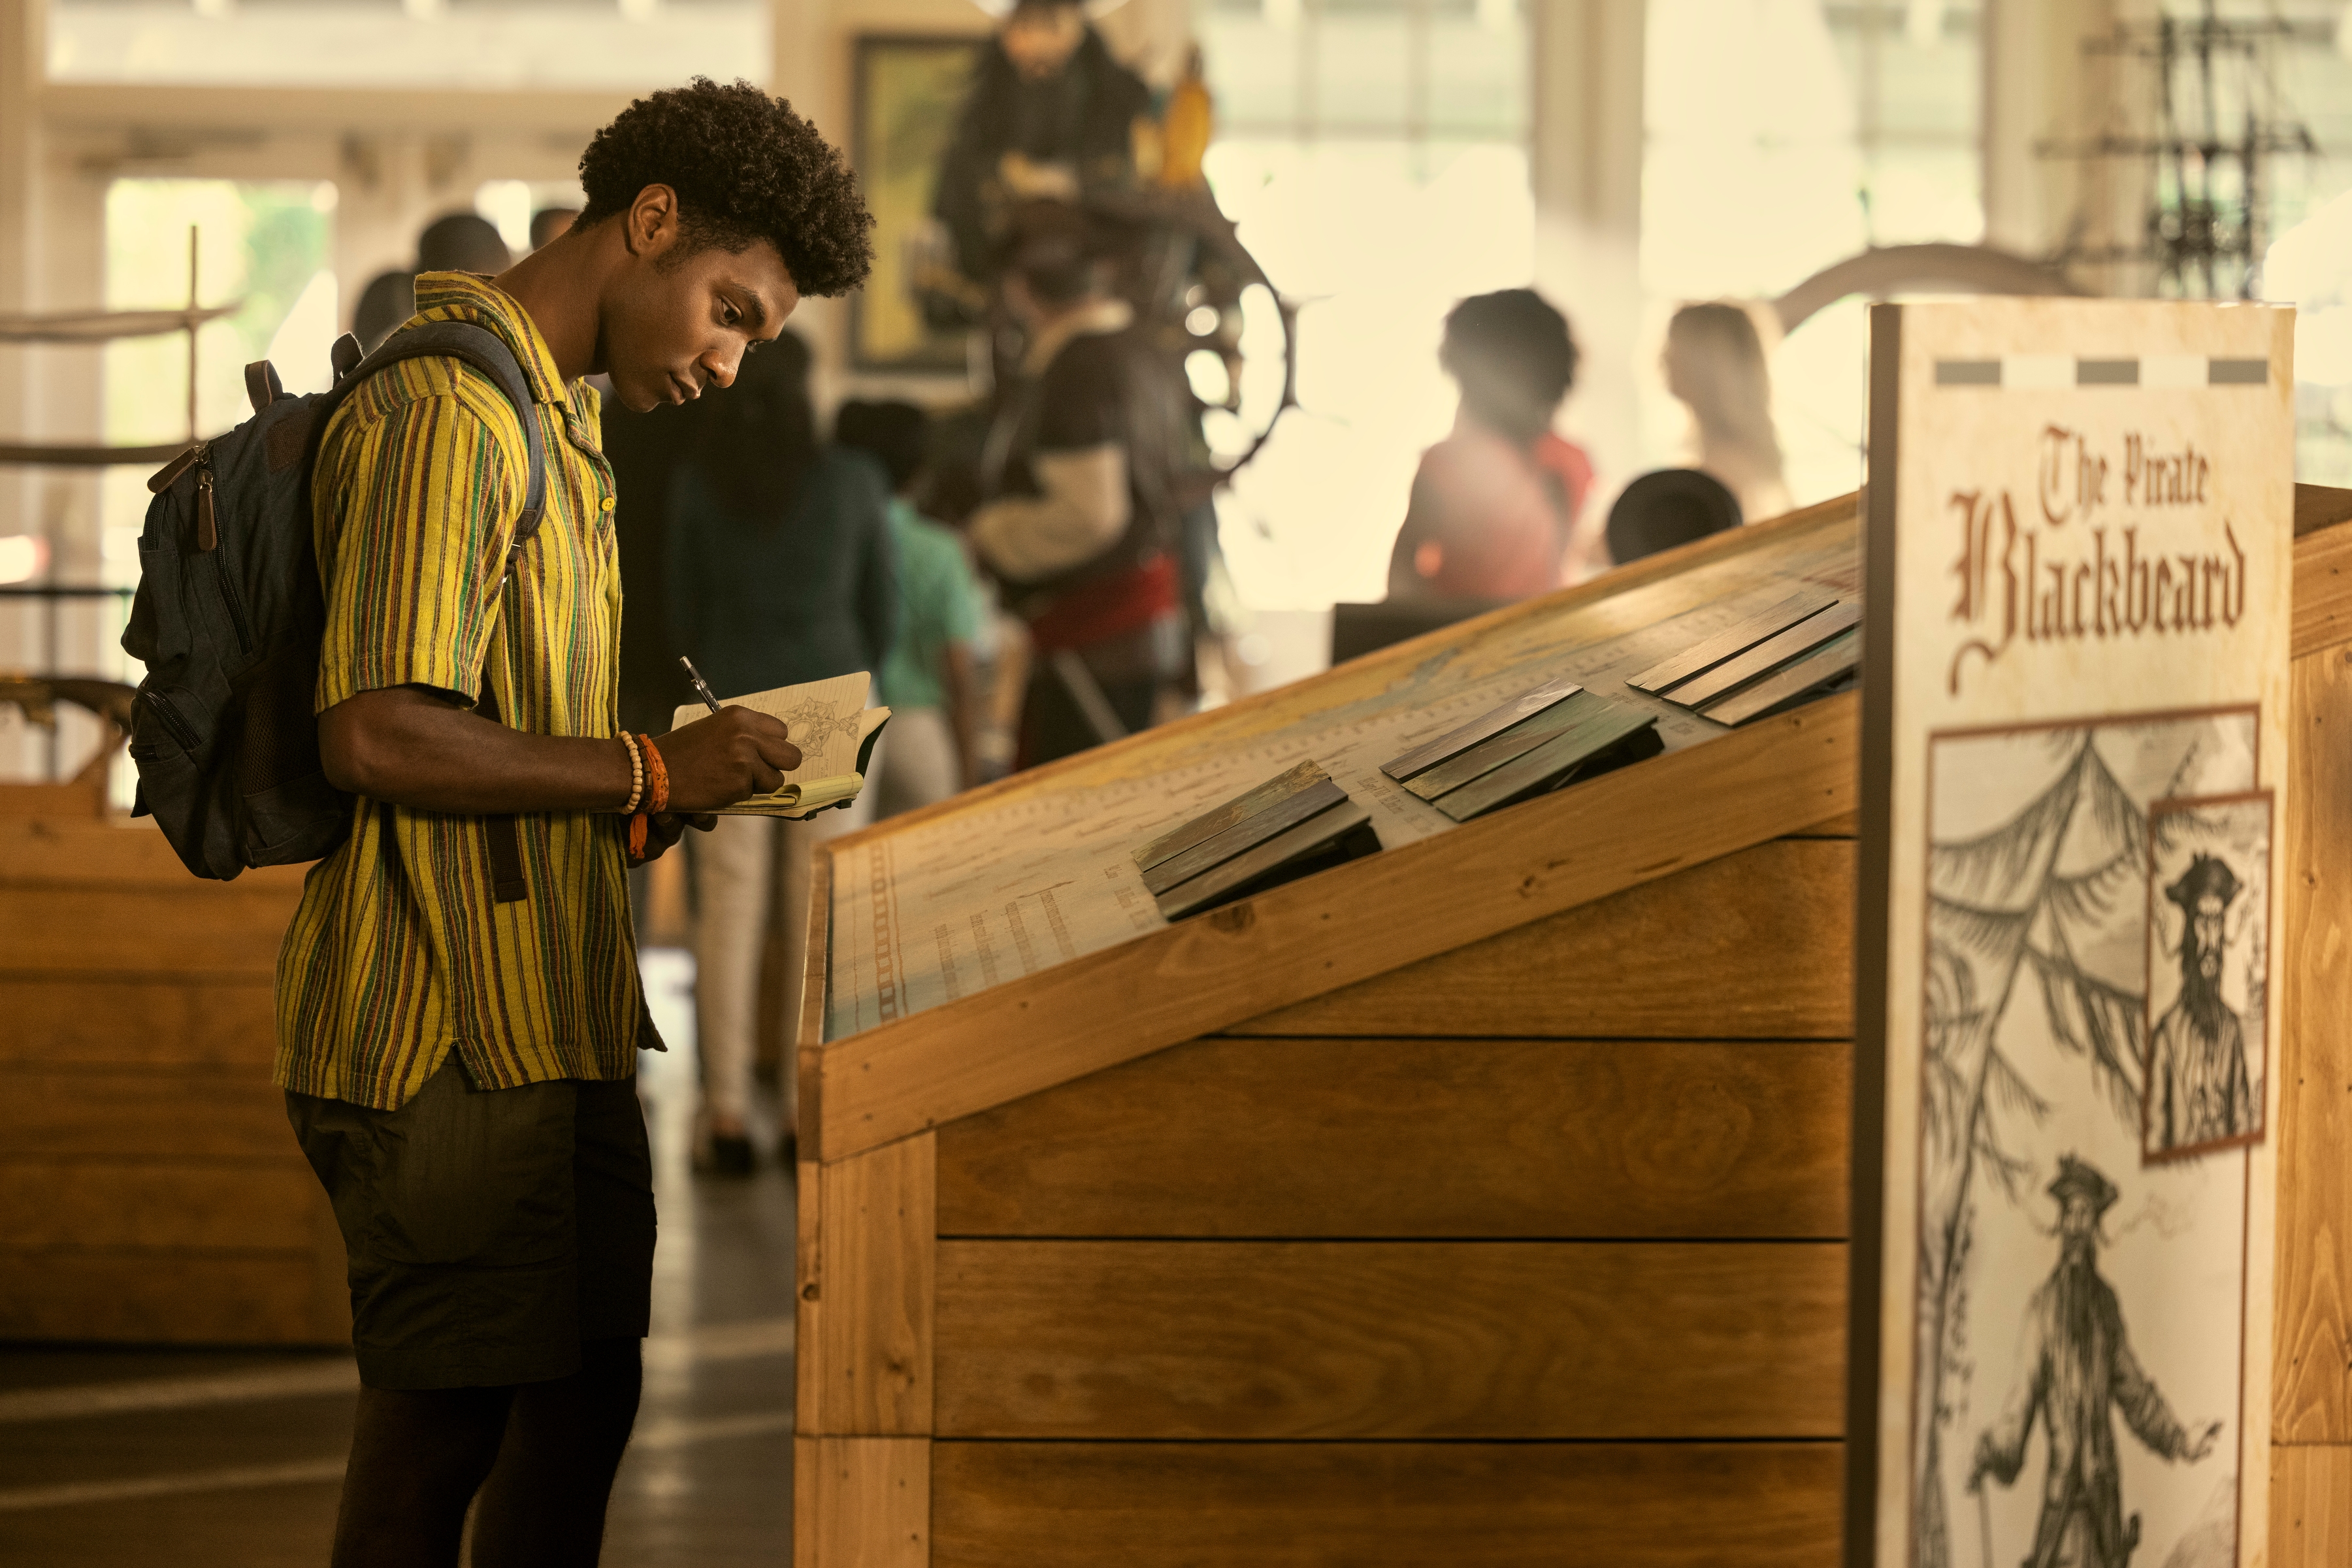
[412,270,571,407]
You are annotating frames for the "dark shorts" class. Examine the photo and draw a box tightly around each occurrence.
[287,1057,655,1391]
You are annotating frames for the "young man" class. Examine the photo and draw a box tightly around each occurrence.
[280,78,872,1568]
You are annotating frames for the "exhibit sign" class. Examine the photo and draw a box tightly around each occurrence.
[1849,300,2293,1568]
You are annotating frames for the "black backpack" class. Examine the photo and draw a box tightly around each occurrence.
[123,322,547,882]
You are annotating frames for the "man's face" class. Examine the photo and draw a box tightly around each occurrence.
[2192,892,2227,983]
[602,192,800,414]
[1004,3,1084,80]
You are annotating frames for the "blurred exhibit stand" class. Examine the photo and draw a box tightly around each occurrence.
[0,747,339,1343]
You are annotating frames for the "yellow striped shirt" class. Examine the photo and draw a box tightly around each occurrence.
[274,271,648,1110]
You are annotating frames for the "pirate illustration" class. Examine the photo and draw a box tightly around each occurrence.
[1968,1157,2222,1568]
[2149,853,2254,1152]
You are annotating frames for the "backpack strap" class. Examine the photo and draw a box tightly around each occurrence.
[344,320,549,543]
[344,321,555,906]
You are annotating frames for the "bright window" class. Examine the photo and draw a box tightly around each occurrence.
[1641,0,1984,508]
[1194,0,1532,612]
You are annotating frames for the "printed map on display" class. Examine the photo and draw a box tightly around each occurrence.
[825,521,1859,1039]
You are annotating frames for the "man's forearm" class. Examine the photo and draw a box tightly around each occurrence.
[319,687,631,815]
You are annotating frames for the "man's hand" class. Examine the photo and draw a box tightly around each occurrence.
[632,811,717,864]
[2183,1420,2224,1462]
[655,707,803,812]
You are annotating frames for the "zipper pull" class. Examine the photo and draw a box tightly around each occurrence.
[146,442,203,495]
[195,463,218,552]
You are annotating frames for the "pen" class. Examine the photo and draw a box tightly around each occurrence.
[679,655,723,715]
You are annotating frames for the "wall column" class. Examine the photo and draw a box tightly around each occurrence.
[0,0,46,777]
[1529,0,1645,506]
[1982,0,2150,295]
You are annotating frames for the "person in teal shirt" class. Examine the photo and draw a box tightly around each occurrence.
[836,400,987,814]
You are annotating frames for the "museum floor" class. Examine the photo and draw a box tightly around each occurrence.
[0,953,796,1567]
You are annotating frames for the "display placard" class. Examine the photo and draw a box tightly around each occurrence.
[1850,301,2293,1568]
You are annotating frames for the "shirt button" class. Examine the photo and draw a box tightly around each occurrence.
[600,496,615,512]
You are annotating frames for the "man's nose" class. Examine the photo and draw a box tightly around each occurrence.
[701,349,742,391]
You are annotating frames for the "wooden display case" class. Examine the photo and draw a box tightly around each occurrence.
[794,489,2352,1566]
[0,815,343,1345]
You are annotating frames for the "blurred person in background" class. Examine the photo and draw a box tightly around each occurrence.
[1602,467,1743,566]
[836,399,987,815]
[417,210,514,275]
[933,0,1151,289]
[350,270,416,353]
[350,212,513,352]
[970,203,1188,769]
[666,330,895,1173]
[1387,288,1592,604]
[1662,301,1791,525]
[532,206,581,250]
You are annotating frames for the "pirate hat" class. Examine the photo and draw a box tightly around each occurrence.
[2165,853,2242,913]
[2048,1155,2119,1217]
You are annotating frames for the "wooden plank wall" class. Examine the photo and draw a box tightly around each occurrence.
[915,822,1857,1567]
[2274,631,2352,1563]
[0,817,343,1345]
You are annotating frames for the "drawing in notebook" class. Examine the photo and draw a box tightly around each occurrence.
[672,670,891,818]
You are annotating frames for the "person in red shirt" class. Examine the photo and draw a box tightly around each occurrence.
[1387,288,1592,604]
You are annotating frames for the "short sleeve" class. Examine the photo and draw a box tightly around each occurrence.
[314,388,521,711]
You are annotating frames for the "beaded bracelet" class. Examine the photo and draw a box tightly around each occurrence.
[617,731,644,816]
[628,733,671,860]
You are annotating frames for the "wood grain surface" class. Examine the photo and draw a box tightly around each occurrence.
[2272,1443,2352,1568]
[0,979,276,1067]
[937,1036,1848,1239]
[2292,502,2352,659]
[0,1249,342,1343]
[808,696,1857,1164]
[0,886,300,979]
[0,815,308,889]
[2278,647,2352,1443]
[798,1134,936,1437]
[0,1159,317,1250]
[929,1440,1840,1568]
[2293,481,2352,538]
[794,1435,929,1568]
[932,1239,1845,1439]
[0,1069,302,1158]
[1240,838,1853,1039]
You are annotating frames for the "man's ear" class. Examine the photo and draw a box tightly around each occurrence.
[625,184,682,261]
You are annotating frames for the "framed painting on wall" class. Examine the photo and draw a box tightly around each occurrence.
[850,33,987,374]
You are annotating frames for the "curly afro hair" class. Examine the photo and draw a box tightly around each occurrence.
[578,76,874,298]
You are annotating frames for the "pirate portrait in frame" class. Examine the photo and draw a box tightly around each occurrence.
[2142,791,2272,1166]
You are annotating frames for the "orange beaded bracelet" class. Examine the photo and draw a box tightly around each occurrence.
[628,733,670,860]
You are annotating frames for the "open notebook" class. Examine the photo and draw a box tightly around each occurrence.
[671,670,891,819]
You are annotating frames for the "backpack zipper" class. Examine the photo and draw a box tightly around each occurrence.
[140,687,201,753]
[192,453,255,654]
[193,449,218,550]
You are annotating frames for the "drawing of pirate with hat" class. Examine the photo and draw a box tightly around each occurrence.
[1968,1156,2222,1568]
[2149,853,2254,1152]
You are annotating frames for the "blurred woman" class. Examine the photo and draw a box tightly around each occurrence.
[1662,301,1792,525]
[1386,288,1592,604]
[665,331,896,1173]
